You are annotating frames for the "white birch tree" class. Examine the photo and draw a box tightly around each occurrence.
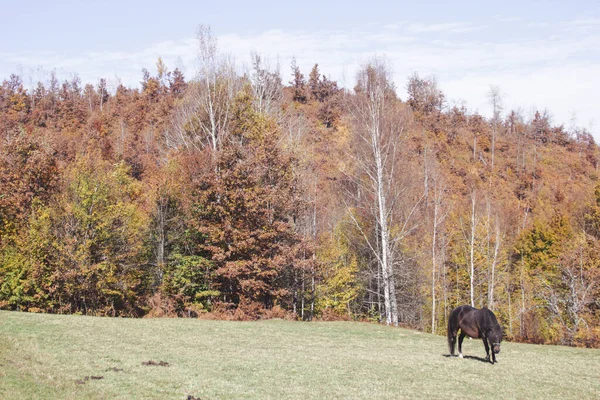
[487,85,503,173]
[166,25,239,154]
[249,53,283,119]
[430,172,447,333]
[345,59,413,326]
[462,189,480,307]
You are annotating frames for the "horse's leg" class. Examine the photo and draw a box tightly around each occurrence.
[448,313,457,356]
[490,338,497,364]
[449,330,457,356]
[458,332,466,358]
[483,337,490,362]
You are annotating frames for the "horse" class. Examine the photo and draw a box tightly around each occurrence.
[447,305,503,364]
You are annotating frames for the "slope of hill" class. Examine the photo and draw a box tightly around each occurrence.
[1,311,598,399]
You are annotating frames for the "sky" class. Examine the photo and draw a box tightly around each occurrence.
[1,0,599,137]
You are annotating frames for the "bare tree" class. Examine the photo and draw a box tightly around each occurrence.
[545,233,598,344]
[97,78,108,112]
[166,25,239,154]
[249,53,283,119]
[488,85,503,172]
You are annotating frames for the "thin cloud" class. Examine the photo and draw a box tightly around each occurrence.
[405,22,483,34]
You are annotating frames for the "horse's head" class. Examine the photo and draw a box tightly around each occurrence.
[489,328,503,354]
[483,309,503,355]
[492,342,501,354]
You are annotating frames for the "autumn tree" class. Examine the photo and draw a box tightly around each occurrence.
[513,213,571,342]
[51,157,148,315]
[169,68,187,98]
[0,74,30,131]
[290,58,307,103]
[0,155,148,315]
[315,226,360,319]
[97,78,109,112]
[0,130,58,238]
[190,89,306,314]
[308,64,321,101]
[406,73,444,117]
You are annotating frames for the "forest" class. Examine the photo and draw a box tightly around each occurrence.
[1,27,599,348]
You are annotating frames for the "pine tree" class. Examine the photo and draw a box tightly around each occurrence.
[290,58,307,103]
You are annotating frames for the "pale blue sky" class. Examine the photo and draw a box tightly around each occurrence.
[1,0,599,136]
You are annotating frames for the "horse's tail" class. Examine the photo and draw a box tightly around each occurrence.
[447,307,459,355]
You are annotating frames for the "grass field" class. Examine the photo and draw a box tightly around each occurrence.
[1,311,599,399]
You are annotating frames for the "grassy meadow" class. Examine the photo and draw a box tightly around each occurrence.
[0,311,599,399]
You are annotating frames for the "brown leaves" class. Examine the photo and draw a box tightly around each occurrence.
[188,96,306,312]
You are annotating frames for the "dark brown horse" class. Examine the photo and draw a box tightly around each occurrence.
[448,305,503,364]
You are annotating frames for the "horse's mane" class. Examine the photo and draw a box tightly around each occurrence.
[480,307,502,337]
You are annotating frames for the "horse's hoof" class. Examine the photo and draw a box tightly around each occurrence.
[459,354,463,359]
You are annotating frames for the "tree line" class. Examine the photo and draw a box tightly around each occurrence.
[1,27,599,347]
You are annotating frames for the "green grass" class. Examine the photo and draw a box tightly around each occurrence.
[1,311,599,399]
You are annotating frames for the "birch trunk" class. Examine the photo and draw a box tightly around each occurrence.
[431,200,438,333]
[469,191,476,308]
[488,222,501,310]
[430,172,446,333]
[374,113,398,325]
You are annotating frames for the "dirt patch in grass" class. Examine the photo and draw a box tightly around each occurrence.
[142,360,169,367]
[75,376,104,384]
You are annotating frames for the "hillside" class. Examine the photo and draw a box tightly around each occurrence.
[1,311,599,399]
[1,30,600,347]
